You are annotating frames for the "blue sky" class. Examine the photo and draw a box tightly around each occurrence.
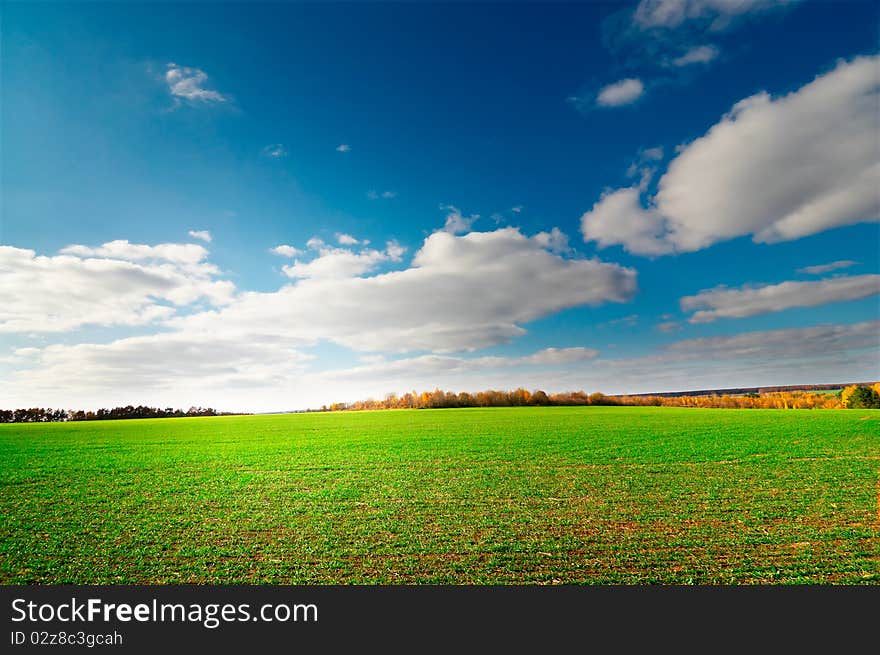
[2,1,878,411]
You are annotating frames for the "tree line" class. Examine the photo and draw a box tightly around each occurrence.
[0,406,233,423]
[323,383,880,412]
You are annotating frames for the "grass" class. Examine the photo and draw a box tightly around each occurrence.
[1,407,878,584]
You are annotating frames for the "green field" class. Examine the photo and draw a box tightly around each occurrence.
[1,407,878,584]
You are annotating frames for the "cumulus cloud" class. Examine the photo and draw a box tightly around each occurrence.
[271,245,303,258]
[581,187,672,256]
[0,242,234,334]
[581,56,880,255]
[336,233,359,245]
[165,63,227,104]
[797,260,859,275]
[336,144,350,152]
[441,205,480,234]
[596,78,645,107]
[671,44,719,66]
[59,240,209,266]
[173,227,637,353]
[0,227,639,410]
[188,230,212,243]
[680,274,880,323]
[533,227,570,254]
[281,241,405,280]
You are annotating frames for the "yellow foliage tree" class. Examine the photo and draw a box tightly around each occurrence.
[840,385,859,408]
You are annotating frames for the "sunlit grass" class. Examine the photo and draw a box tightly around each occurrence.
[1,407,877,584]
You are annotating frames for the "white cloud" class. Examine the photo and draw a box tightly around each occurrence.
[0,243,234,334]
[165,63,227,103]
[173,227,637,354]
[271,245,303,258]
[596,78,645,107]
[281,241,405,280]
[10,332,313,405]
[336,144,350,152]
[581,187,673,256]
[633,0,796,31]
[188,230,212,243]
[681,274,880,323]
[581,56,880,255]
[533,227,570,254]
[511,205,523,213]
[518,347,598,366]
[671,44,719,66]
[797,260,859,275]
[441,205,480,234]
[60,240,209,266]
[336,233,359,246]
[262,144,287,158]
[0,227,637,411]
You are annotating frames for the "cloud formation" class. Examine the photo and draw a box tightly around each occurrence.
[165,63,227,104]
[797,260,858,275]
[336,233,360,246]
[280,241,405,280]
[680,274,880,323]
[271,245,303,258]
[188,230,212,243]
[533,227,570,254]
[441,205,480,234]
[596,78,645,107]
[174,227,637,353]
[671,44,719,66]
[0,242,234,333]
[581,56,880,255]
[632,0,797,31]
